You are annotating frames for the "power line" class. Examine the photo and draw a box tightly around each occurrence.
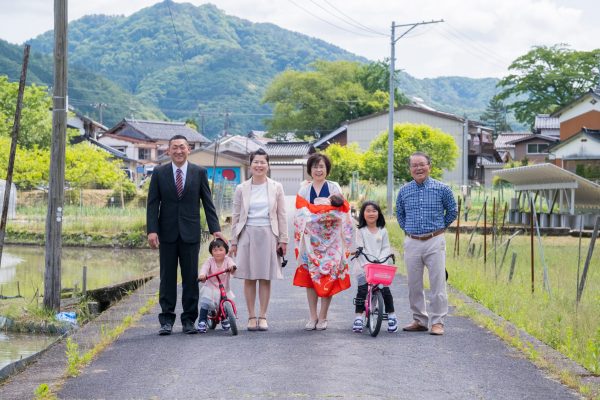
[320,0,387,36]
[286,0,381,38]
[306,0,386,37]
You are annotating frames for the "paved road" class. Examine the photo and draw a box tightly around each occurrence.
[56,196,578,399]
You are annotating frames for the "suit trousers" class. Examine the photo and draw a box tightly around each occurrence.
[403,234,448,326]
[158,237,200,326]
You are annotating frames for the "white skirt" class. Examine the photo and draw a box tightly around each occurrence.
[235,225,283,280]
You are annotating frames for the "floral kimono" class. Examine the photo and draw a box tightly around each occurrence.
[293,195,353,297]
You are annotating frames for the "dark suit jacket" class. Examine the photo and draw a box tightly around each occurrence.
[146,162,221,243]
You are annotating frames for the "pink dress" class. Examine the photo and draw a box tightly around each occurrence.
[199,256,236,310]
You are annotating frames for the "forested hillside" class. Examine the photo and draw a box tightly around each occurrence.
[0,1,501,137]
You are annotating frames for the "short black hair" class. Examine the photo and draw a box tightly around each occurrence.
[250,148,269,164]
[306,153,331,176]
[169,134,189,145]
[208,238,229,254]
[357,201,386,229]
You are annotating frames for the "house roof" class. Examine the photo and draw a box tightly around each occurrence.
[312,125,347,148]
[506,134,559,145]
[345,103,464,125]
[494,132,531,149]
[158,148,248,165]
[99,132,149,144]
[265,142,315,157]
[108,119,210,143]
[550,90,600,118]
[548,128,600,154]
[493,163,600,209]
[534,114,559,130]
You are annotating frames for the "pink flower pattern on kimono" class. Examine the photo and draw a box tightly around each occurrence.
[294,206,353,283]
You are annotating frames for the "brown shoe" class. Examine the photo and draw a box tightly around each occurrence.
[402,320,428,332]
[430,323,444,335]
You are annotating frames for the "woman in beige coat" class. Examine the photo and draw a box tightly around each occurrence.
[230,149,288,331]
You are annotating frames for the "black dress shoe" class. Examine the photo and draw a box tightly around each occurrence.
[182,322,198,334]
[158,323,172,336]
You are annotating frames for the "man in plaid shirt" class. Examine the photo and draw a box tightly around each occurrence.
[395,151,457,335]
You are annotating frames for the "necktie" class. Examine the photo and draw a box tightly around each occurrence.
[176,168,183,198]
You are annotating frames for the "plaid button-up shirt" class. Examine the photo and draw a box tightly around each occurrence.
[395,177,457,236]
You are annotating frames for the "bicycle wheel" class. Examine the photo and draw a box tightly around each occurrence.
[367,290,384,337]
[207,311,217,330]
[224,301,238,336]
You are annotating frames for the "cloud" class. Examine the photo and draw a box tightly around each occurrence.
[0,0,597,78]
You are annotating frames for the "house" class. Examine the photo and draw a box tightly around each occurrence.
[551,89,600,141]
[181,133,315,194]
[548,128,600,173]
[312,125,347,150]
[264,141,316,194]
[98,119,211,164]
[185,148,248,185]
[504,134,559,164]
[67,111,108,139]
[533,114,559,137]
[315,104,498,185]
[494,132,532,162]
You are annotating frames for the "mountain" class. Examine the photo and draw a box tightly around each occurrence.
[18,1,366,136]
[0,1,504,136]
[0,39,166,124]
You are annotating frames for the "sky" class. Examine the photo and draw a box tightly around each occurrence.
[0,0,598,79]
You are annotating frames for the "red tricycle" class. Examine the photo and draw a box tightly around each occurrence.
[203,268,238,336]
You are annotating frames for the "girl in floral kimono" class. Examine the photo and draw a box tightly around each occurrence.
[293,154,353,331]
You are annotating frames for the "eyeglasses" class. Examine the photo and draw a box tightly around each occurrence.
[410,163,429,169]
[252,160,268,165]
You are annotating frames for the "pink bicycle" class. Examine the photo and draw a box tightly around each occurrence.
[351,247,396,337]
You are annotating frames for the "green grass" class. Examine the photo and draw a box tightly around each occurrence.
[13,205,146,235]
[388,219,600,375]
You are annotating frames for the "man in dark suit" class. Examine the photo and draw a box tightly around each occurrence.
[147,134,224,335]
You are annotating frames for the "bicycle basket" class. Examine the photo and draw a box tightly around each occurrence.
[364,263,396,286]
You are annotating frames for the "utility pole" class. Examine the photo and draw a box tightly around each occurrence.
[387,19,443,216]
[0,45,30,266]
[92,102,107,125]
[45,0,68,311]
[462,118,469,187]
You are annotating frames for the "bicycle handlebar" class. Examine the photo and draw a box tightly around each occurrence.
[351,247,395,264]
[205,266,236,280]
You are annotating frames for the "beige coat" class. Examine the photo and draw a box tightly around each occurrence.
[231,177,288,245]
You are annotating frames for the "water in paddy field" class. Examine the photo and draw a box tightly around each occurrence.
[0,331,57,371]
[0,245,160,298]
[0,245,160,374]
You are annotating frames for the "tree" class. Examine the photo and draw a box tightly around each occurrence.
[262,60,407,140]
[322,143,363,186]
[0,137,128,191]
[362,123,459,183]
[0,137,49,189]
[0,76,52,148]
[496,44,600,128]
[479,97,511,138]
[65,142,126,190]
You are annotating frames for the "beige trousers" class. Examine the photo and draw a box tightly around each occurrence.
[403,235,448,327]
